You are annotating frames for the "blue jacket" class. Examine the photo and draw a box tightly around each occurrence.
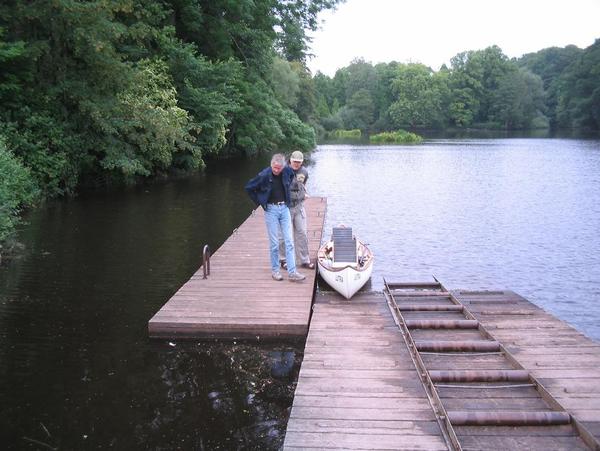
[245,166,294,210]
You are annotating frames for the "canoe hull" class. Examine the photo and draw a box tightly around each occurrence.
[318,262,373,299]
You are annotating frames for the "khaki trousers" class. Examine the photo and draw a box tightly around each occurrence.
[279,203,310,265]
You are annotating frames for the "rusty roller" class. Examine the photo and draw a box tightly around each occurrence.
[448,410,571,426]
[406,319,479,329]
[429,369,530,383]
[416,340,501,352]
[399,304,464,312]
[388,282,443,290]
[392,292,450,297]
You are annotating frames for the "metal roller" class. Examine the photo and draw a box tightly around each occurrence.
[406,319,479,329]
[448,410,571,426]
[399,304,464,312]
[387,282,443,290]
[416,340,501,352]
[429,369,530,383]
[392,292,451,297]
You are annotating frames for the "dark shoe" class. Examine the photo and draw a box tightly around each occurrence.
[281,262,288,270]
[288,272,306,282]
[272,271,283,281]
[301,262,315,269]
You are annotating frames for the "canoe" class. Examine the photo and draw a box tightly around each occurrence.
[317,226,374,299]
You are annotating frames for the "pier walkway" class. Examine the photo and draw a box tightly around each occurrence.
[283,291,448,450]
[148,197,327,339]
[284,284,600,450]
[454,290,600,444]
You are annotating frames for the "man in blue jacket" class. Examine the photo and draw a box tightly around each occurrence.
[245,154,306,282]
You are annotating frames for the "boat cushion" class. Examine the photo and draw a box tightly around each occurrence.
[332,227,356,263]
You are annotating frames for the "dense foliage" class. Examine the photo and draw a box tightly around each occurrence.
[324,129,361,139]
[0,0,341,249]
[313,41,600,135]
[0,137,38,248]
[0,0,598,250]
[0,1,341,185]
[370,130,423,144]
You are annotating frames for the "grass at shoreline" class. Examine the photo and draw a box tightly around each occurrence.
[369,130,423,144]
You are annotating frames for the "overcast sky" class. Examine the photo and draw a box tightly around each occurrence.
[306,0,600,76]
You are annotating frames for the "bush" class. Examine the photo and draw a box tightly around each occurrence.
[320,115,344,132]
[325,129,362,139]
[369,130,423,144]
[0,113,85,197]
[530,114,550,129]
[0,136,39,247]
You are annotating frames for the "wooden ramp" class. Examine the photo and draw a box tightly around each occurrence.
[148,197,327,339]
[283,291,448,450]
[284,284,600,450]
[385,282,595,450]
[455,290,600,445]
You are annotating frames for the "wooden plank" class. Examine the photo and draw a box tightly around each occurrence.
[290,395,432,409]
[284,431,447,450]
[456,435,589,450]
[438,386,542,399]
[283,292,446,450]
[422,354,514,370]
[285,418,442,435]
[453,290,600,444]
[441,397,551,411]
[148,197,327,339]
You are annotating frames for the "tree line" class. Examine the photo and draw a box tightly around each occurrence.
[0,0,598,250]
[312,41,600,135]
[0,0,340,248]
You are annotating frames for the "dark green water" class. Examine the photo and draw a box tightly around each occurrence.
[0,154,302,450]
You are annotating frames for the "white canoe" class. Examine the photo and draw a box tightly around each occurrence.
[317,227,374,299]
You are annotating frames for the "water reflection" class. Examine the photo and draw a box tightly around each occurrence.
[0,154,302,450]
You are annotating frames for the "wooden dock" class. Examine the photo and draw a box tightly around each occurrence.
[283,291,448,450]
[148,197,327,339]
[284,284,600,450]
[454,290,600,445]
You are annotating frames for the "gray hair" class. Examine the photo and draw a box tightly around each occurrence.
[271,153,286,166]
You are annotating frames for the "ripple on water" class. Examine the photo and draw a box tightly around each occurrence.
[309,139,600,341]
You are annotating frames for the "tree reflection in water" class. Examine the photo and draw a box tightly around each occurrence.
[138,341,303,450]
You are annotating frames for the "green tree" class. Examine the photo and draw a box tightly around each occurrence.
[163,37,241,165]
[447,46,514,126]
[474,46,512,120]
[0,135,38,246]
[518,45,581,127]
[555,39,600,130]
[0,27,27,110]
[274,0,341,62]
[388,63,445,129]
[489,68,546,129]
[339,88,375,131]
[99,59,199,177]
[270,56,301,108]
[372,61,400,131]
[344,58,377,101]
[290,61,317,124]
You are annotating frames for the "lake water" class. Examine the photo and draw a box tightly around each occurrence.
[310,139,600,340]
[1,138,599,449]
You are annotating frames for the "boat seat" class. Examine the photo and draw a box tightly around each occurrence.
[332,227,356,263]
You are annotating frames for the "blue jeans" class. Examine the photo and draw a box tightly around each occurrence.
[264,204,296,274]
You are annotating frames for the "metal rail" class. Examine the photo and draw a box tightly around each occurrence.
[202,244,211,279]
[384,277,600,451]
[447,282,600,450]
[384,278,462,451]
